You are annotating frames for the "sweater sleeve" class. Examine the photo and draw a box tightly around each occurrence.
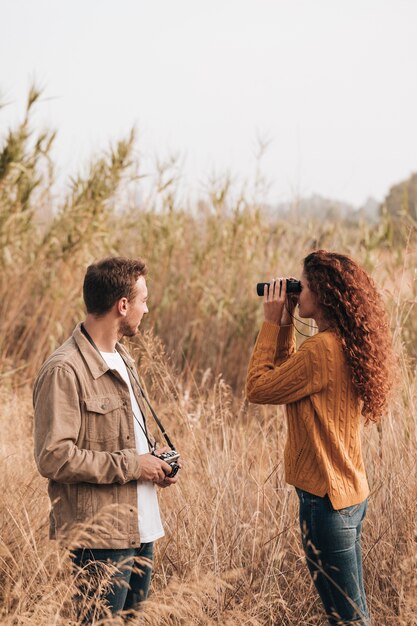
[274,325,296,365]
[246,321,328,405]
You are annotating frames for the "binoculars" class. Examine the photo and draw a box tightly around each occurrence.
[256,279,302,297]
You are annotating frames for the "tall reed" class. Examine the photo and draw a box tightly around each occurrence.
[0,92,415,625]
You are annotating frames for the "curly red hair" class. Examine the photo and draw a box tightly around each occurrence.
[303,250,394,423]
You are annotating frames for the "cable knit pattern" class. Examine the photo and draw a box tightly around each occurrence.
[246,321,369,509]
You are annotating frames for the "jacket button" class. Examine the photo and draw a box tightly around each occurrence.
[131,540,136,545]
[101,404,106,409]
[126,435,130,440]
[130,508,134,512]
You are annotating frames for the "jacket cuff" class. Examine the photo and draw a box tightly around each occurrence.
[123,448,142,482]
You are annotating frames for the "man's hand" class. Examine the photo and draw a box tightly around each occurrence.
[157,474,180,488]
[137,452,172,483]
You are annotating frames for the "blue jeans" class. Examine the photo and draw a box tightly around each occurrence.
[296,489,369,625]
[71,542,154,623]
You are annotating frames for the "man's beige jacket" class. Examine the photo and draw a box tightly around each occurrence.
[33,323,153,549]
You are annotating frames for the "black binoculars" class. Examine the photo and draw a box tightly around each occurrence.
[256,279,302,297]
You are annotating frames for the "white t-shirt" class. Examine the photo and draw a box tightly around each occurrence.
[100,350,164,543]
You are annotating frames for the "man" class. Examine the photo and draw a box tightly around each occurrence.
[33,256,180,621]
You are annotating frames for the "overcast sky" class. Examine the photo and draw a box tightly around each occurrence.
[1,0,417,207]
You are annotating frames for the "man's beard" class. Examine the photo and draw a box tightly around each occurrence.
[119,318,138,338]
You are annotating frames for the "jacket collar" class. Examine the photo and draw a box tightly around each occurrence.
[72,322,136,380]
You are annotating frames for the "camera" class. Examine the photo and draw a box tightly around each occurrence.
[153,449,181,478]
[256,279,302,297]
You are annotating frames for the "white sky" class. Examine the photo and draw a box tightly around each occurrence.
[1,0,417,207]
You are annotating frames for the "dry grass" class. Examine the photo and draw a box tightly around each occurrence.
[0,92,416,625]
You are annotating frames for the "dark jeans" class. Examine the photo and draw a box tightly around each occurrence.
[71,542,154,623]
[296,489,369,625]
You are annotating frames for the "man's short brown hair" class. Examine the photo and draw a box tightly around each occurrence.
[83,257,147,316]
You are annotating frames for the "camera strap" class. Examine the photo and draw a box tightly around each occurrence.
[135,381,176,451]
[81,324,176,451]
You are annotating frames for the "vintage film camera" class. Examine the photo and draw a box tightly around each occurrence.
[152,449,181,478]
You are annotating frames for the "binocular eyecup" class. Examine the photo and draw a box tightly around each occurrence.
[256,279,302,297]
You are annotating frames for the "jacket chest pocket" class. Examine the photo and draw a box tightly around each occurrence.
[84,395,123,442]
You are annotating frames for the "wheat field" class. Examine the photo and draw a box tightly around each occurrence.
[0,91,416,625]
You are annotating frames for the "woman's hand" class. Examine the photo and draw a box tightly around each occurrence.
[280,276,299,325]
[263,277,298,326]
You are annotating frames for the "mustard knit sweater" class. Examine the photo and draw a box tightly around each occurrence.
[246,321,369,509]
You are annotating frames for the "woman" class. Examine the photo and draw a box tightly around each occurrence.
[246,250,394,625]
